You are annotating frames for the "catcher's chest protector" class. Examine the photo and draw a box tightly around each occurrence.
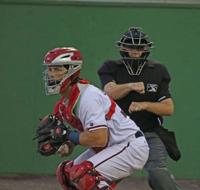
[54,80,116,134]
[54,81,89,132]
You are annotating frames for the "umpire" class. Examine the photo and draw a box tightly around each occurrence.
[98,27,181,190]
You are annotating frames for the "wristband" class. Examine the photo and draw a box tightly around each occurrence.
[68,131,80,145]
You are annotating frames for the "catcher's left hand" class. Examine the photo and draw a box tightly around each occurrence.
[33,114,72,156]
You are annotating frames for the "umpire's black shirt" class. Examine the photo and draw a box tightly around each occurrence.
[98,59,172,133]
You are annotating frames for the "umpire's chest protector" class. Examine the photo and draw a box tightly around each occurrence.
[112,60,171,104]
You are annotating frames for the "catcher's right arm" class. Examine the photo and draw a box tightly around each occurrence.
[57,141,75,157]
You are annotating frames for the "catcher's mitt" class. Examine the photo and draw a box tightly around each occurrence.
[33,114,72,156]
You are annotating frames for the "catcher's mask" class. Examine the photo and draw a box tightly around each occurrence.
[116,27,153,75]
[43,47,83,95]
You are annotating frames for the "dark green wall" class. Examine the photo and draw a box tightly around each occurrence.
[0,3,200,179]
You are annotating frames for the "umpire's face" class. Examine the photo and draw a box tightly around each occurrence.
[122,47,145,59]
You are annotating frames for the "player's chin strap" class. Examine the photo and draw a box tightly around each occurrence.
[56,160,116,190]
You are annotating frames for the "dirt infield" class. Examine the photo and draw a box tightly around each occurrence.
[0,176,200,190]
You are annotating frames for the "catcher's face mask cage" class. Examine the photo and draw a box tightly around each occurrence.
[43,47,83,95]
[116,27,153,75]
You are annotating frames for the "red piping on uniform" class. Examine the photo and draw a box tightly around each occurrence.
[94,142,130,168]
[105,97,116,120]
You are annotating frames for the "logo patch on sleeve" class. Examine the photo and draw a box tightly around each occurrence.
[147,84,158,92]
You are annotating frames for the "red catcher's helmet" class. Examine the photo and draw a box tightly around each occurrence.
[43,47,83,95]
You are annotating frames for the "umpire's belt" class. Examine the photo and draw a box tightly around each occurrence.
[135,131,144,138]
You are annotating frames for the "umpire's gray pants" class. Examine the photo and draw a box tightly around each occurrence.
[144,132,181,190]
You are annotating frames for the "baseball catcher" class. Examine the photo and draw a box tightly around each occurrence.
[35,46,150,190]
[33,114,75,156]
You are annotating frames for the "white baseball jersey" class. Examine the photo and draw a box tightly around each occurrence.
[74,84,149,181]
[77,84,140,146]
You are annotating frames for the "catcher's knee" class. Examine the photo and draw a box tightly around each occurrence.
[56,160,115,190]
[56,160,78,190]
